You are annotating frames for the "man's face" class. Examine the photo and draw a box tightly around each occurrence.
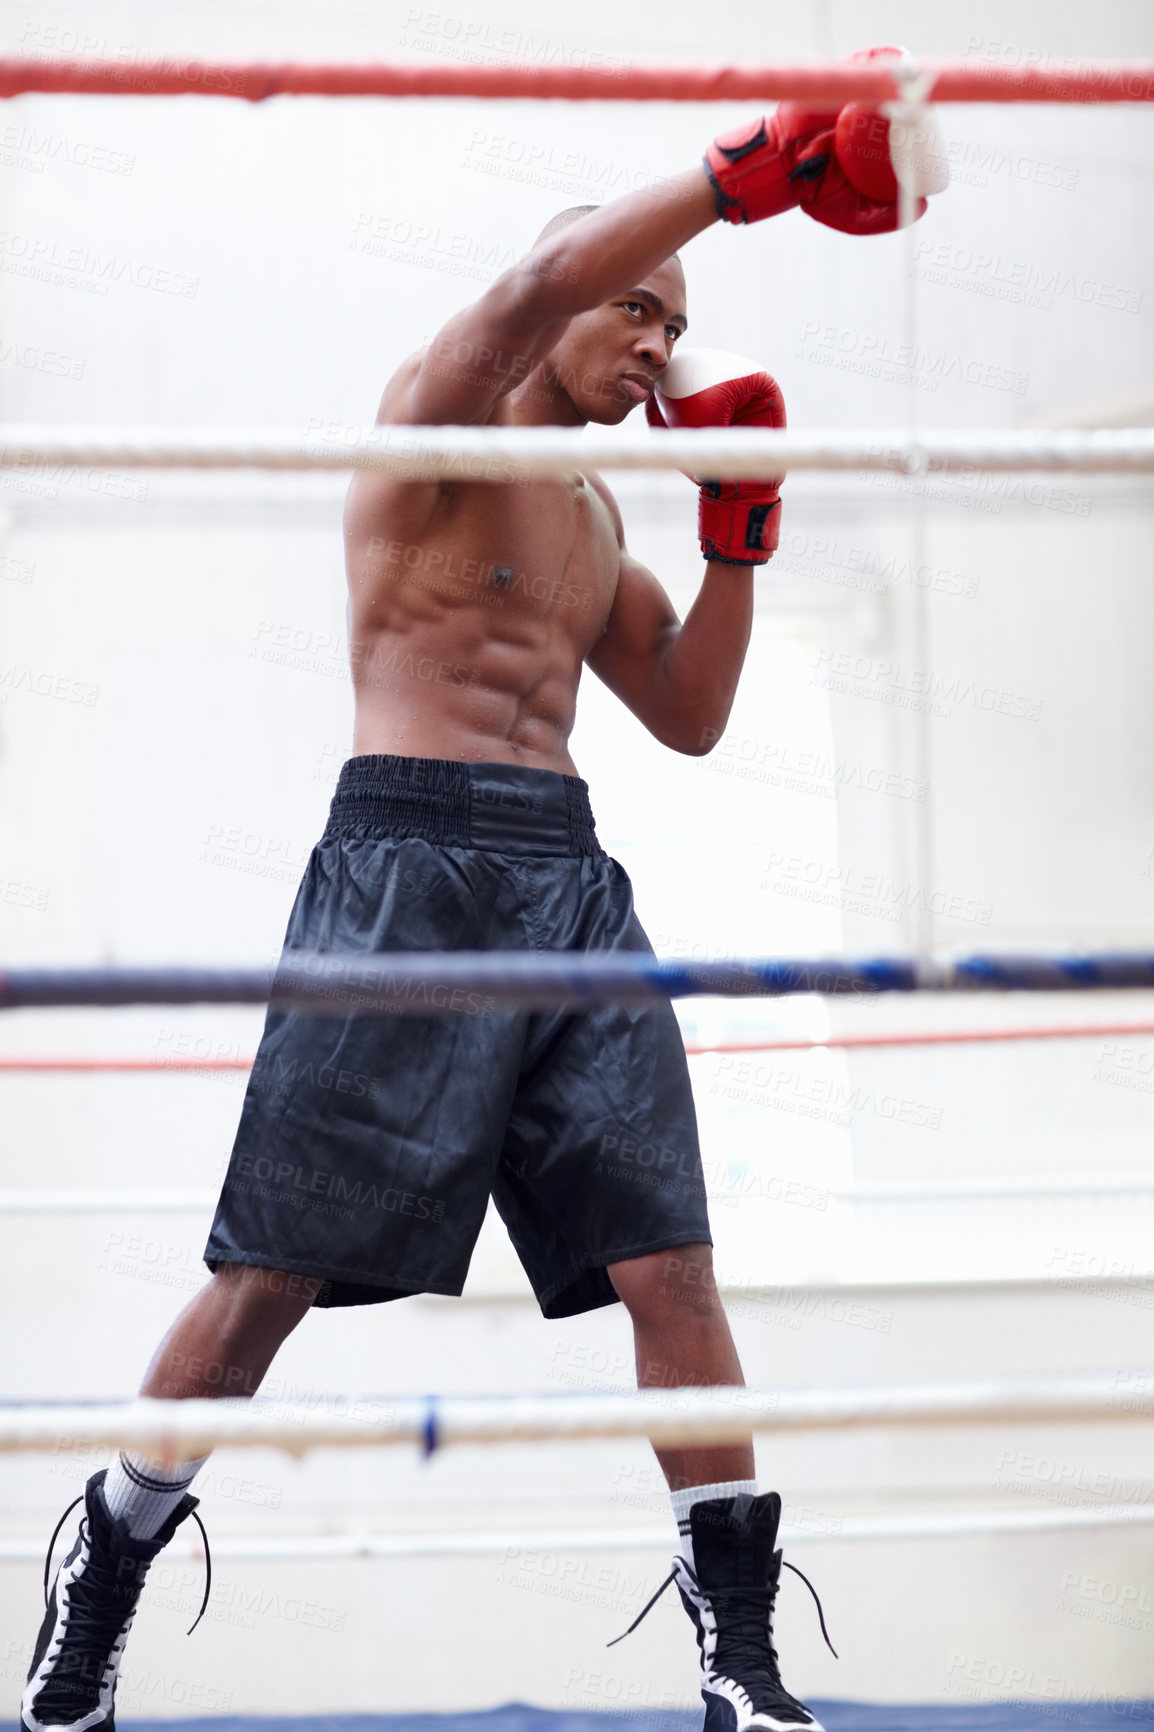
[543,256,687,425]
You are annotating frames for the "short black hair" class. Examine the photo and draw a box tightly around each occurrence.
[533,205,601,246]
[533,204,681,264]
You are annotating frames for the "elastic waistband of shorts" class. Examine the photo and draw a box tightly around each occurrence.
[323,755,601,856]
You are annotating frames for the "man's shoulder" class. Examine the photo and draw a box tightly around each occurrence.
[374,350,427,426]
[586,470,624,547]
[376,348,515,431]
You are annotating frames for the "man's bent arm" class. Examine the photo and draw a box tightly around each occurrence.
[403,167,719,427]
[589,551,754,756]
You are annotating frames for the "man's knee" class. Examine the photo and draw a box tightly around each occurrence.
[213,1261,322,1327]
[609,1243,720,1319]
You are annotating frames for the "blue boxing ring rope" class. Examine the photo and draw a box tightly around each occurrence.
[2,950,1154,1011]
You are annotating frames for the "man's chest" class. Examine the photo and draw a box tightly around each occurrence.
[437,473,620,625]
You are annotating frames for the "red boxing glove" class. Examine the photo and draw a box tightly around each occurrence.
[704,45,942,237]
[648,348,786,565]
[834,55,950,206]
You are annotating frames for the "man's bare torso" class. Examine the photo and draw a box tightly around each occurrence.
[344,369,622,779]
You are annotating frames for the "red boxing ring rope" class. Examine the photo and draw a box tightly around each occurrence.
[690,1022,1154,1055]
[1,1021,1152,1071]
[0,57,1152,104]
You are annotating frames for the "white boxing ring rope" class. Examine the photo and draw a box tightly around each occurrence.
[2,1376,1153,1458]
[0,425,1152,476]
[9,1176,1154,1213]
[3,1504,1154,1563]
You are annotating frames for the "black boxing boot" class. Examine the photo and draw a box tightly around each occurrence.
[611,1490,835,1732]
[21,1468,208,1732]
[676,1492,831,1732]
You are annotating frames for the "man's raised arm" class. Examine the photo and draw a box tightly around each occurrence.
[381,61,943,430]
[391,168,718,429]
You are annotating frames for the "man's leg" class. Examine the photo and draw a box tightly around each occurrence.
[608,1240,752,1491]
[141,1260,319,1397]
[100,1261,317,1534]
[22,1262,316,1732]
[609,1242,823,1732]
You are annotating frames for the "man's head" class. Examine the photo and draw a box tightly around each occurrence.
[532,206,602,249]
[527,206,687,426]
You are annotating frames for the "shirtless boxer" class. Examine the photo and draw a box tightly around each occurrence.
[23,59,942,1732]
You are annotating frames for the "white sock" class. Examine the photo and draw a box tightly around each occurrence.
[101,1451,207,1540]
[670,1478,759,1572]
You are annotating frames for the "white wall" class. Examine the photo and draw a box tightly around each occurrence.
[1,0,1154,1715]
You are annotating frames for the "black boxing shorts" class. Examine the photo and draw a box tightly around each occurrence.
[203,754,711,1319]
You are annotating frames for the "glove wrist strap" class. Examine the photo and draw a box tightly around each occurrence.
[699,491,779,564]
